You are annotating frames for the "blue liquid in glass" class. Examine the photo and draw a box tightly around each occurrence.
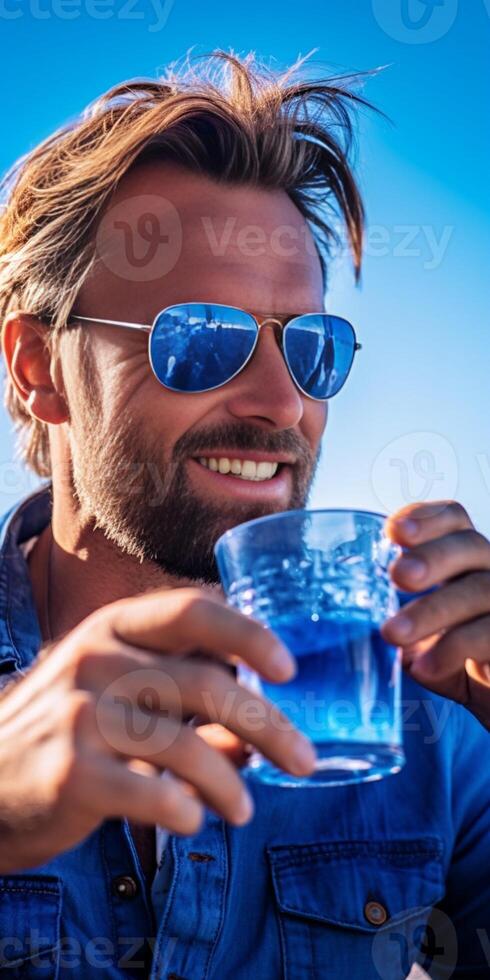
[243,611,405,786]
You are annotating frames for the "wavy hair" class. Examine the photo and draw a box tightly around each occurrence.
[0,50,372,476]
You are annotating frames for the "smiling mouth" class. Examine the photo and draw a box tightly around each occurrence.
[194,455,286,482]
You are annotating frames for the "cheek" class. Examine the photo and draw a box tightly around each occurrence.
[303,401,328,447]
[95,352,159,424]
[114,368,214,444]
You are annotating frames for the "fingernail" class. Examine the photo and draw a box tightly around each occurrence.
[397,556,426,581]
[235,791,254,824]
[386,613,413,638]
[398,518,418,538]
[292,735,317,773]
[270,643,297,680]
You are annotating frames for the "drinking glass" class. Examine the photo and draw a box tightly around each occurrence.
[214,509,405,787]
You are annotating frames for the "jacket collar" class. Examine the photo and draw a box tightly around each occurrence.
[0,484,52,672]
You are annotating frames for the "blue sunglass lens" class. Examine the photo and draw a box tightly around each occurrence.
[283,314,356,399]
[150,304,258,392]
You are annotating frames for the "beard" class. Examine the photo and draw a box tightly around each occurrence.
[69,404,321,585]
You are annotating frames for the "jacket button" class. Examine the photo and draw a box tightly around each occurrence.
[111,875,139,900]
[364,900,388,926]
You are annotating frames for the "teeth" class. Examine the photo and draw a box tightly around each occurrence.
[197,457,280,481]
[241,460,256,479]
[257,461,274,479]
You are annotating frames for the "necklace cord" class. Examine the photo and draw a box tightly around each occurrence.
[42,526,53,643]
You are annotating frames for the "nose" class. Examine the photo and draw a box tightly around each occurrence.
[223,321,304,429]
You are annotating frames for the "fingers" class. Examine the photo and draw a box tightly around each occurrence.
[406,613,490,687]
[93,759,206,835]
[106,588,296,681]
[464,660,490,731]
[195,723,253,768]
[100,657,316,776]
[466,659,490,688]
[381,571,490,647]
[95,702,254,825]
[385,500,474,547]
[154,725,254,824]
[387,529,490,592]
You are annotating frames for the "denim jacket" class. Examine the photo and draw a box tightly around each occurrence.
[0,487,489,979]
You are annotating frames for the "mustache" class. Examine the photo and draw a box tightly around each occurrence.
[172,422,315,466]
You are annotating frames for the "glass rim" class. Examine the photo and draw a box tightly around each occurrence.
[214,506,389,555]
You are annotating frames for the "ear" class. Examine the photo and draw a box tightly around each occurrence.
[2,312,69,424]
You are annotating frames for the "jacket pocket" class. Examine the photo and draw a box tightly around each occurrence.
[0,876,62,978]
[267,838,445,980]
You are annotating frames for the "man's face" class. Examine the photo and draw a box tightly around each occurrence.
[61,162,327,583]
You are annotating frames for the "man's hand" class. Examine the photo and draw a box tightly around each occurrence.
[0,587,315,873]
[195,724,253,768]
[380,500,490,730]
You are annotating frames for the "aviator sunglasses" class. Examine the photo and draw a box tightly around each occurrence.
[70,302,361,401]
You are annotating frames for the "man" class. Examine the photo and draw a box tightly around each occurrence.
[0,51,489,979]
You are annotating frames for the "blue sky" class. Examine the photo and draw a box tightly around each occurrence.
[1,0,489,534]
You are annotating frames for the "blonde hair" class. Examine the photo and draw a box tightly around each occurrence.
[0,50,369,477]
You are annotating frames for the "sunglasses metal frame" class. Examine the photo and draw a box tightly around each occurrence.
[69,303,362,402]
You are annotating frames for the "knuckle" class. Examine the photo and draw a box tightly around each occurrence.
[191,660,225,694]
[418,590,451,624]
[440,625,468,662]
[63,690,97,738]
[72,642,137,690]
[474,569,490,602]
[426,537,447,562]
[169,590,215,632]
[181,587,212,603]
[71,646,107,687]
[471,570,490,600]
[449,500,470,523]
[182,591,215,621]
[78,605,113,639]
[469,529,490,552]
[416,537,447,567]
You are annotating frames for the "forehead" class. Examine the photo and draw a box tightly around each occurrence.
[81,161,324,319]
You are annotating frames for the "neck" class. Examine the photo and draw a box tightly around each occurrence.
[29,478,222,643]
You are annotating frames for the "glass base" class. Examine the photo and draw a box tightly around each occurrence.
[245,742,405,787]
